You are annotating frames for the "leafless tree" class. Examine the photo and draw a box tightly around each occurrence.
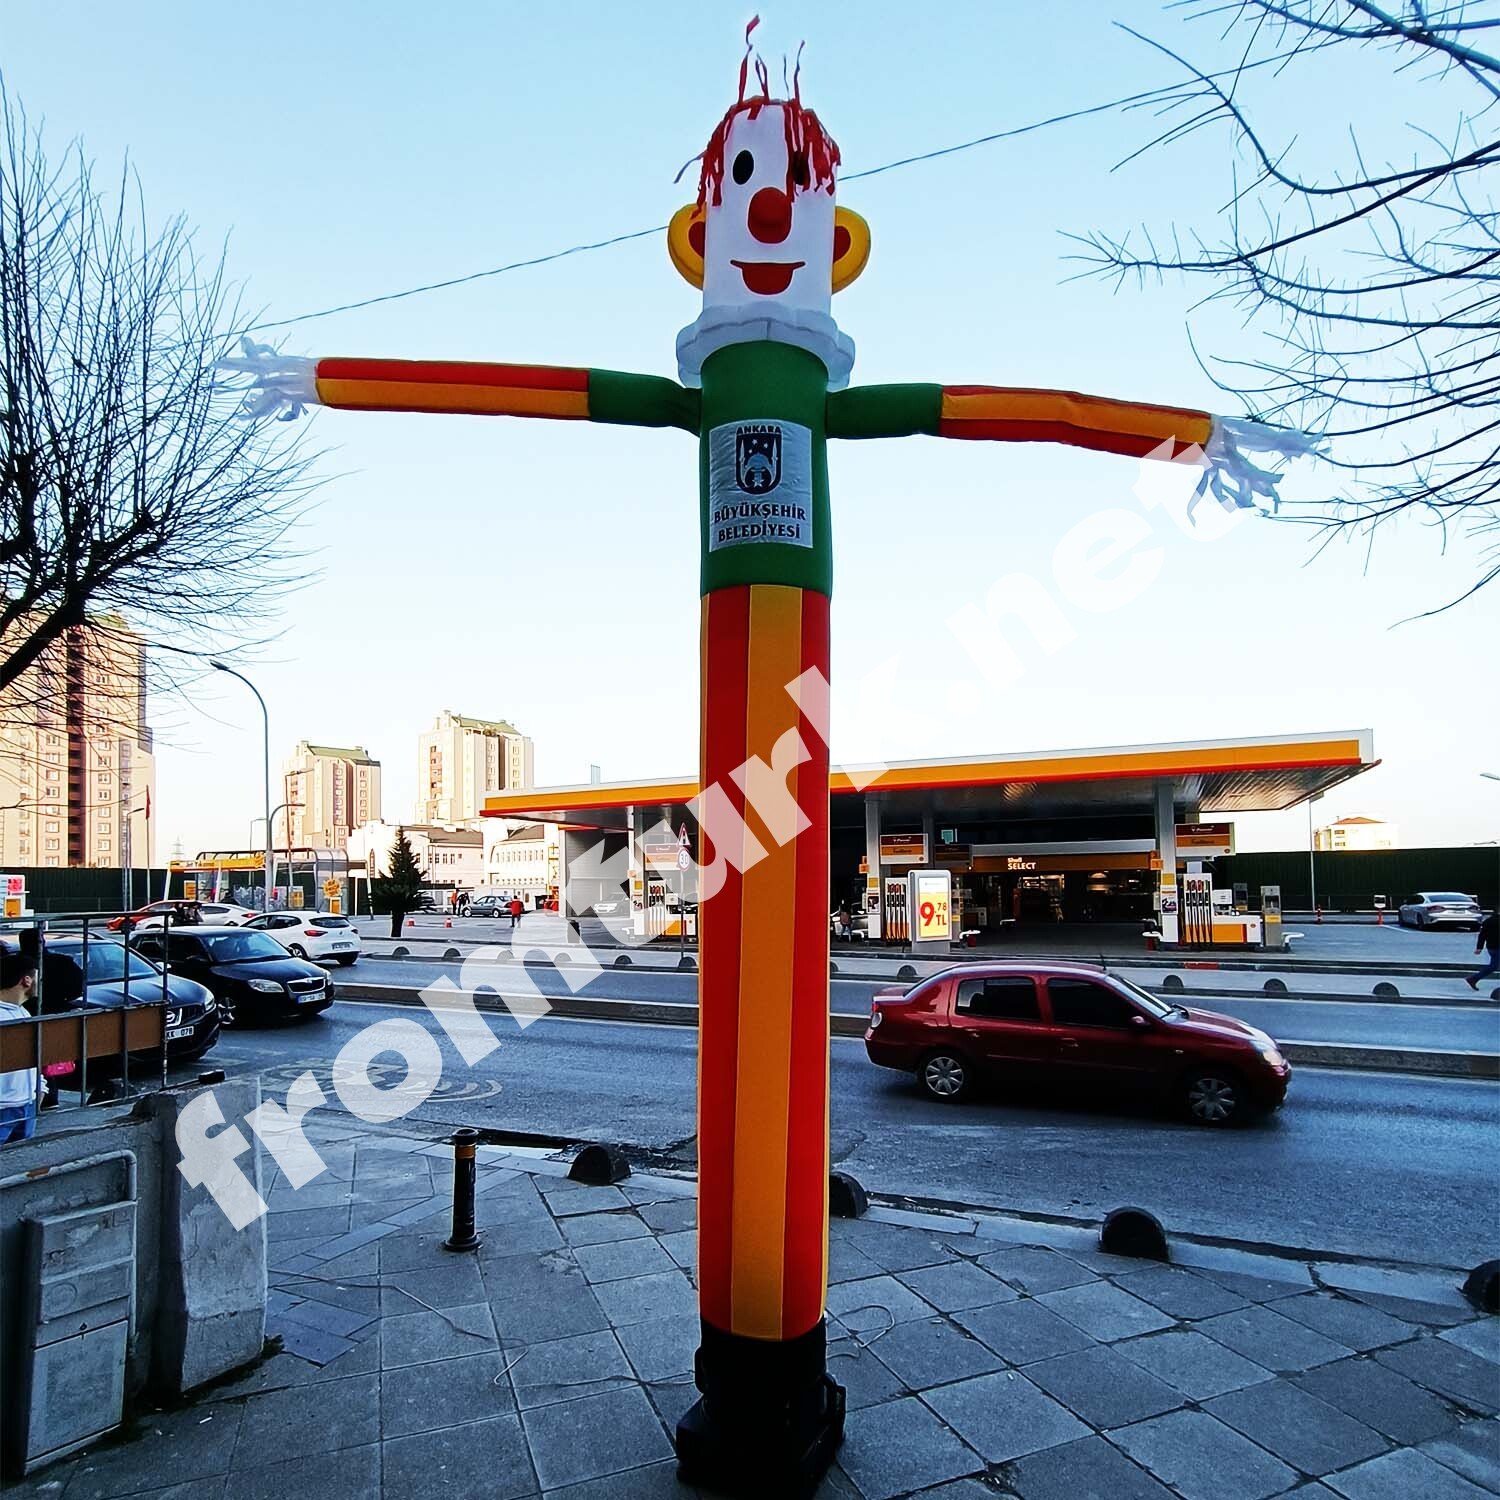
[0,81,318,718]
[1081,1,1500,608]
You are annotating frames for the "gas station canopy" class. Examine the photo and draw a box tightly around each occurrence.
[480,730,1377,829]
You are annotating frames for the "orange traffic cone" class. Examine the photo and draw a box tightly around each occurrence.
[1315,906,1323,924]
[445,917,452,928]
[406,918,415,928]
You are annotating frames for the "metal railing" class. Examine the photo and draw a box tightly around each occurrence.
[0,908,186,1125]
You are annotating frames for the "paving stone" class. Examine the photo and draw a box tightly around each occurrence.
[1207,1377,1390,1475]
[488,1254,611,1343]
[1273,1293,1418,1353]
[827,1342,909,1410]
[380,1255,488,1313]
[842,1222,960,1273]
[837,1395,983,1500]
[1295,1356,1460,1445]
[57,1403,243,1500]
[645,1378,699,1437]
[887,1480,992,1500]
[1420,1417,1500,1493]
[381,1300,498,1368]
[1027,1344,1186,1429]
[572,1235,675,1284]
[380,1350,516,1437]
[657,1229,696,1269]
[592,1268,698,1328]
[1198,1266,1312,1303]
[1199,1304,1353,1373]
[637,1197,696,1233]
[1002,1433,1176,1499]
[867,1315,1004,1390]
[1342,1288,1474,1328]
[1038,1281,1175,1342]
[274,1274,381,1320]
[507,1328,634,1410]
[233,1371,378,1465]
[558,1210,653,1247]
[955,1298,1094,1365]
[264,1204,352,1242]
[827,1235,885,1285]
[1324,1447,1494,1500]
[382,1412,538,1500]
[521,1386,674,1490]
[924,1369,1089,1464]
[379,1226,460,1272]
[897,1258,1016,1313]
[1115,1264,1251,1320]
[222,1443,381,1500]
[975,1245,1099,1295]
[542,1456,703,1499]
[825,1274,938,1333]
[272,1321,360,1365]
[613,1311,700,1383]
[1443,1321,1500,1368]
[1376,1338,1500,1414]
[540,1182,632,1216]
[477,1212,567,1260]
[1110,1409,1297,1500]
[1116,1327,1273,1400]
[307,1221,401,1259]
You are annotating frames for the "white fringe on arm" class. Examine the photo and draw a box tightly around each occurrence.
[216,338,320,421]
[1196,415,1327,516]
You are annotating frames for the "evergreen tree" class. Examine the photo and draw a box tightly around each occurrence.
[371,827,427,937]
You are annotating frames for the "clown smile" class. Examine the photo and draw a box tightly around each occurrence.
[730,259,805,296]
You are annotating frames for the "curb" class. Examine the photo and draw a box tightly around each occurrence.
[333,982,1500,1079]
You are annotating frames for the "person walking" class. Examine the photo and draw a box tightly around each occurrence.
[1467,908,1500,990]
[0,944,42,1145]
[509,895,523,930]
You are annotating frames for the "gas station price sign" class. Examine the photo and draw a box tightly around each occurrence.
[910,871,952,944]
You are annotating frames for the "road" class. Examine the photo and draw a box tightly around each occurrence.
[338,956,1500,1052]
[209,999,1500,1269]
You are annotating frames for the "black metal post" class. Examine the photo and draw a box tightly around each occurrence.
[443,1127,482,1252]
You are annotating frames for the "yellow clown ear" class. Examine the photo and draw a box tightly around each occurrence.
[832,207,871,292]
[667,204,706,289]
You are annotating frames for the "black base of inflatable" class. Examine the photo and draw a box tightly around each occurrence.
[675,1318,845,1500]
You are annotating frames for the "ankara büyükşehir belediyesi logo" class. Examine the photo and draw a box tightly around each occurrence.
[735,424,782,494]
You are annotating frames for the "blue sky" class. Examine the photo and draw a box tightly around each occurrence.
[6,3,1497,855]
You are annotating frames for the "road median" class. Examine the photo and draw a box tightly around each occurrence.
[333,981,1500,1079]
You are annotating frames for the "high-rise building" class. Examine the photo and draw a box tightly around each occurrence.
[282,742,382,853]
[0,619,156,869]
[415,711,533,824]
[1314,816,1398,851]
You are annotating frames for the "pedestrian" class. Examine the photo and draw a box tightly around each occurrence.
[1467,909,1499,990]
[509,895,523,929]
[0,944,42,1145]
[458,890,470,915]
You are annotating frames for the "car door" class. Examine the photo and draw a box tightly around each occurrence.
[949,975,1057,1081]
[1042,977,1160,1091]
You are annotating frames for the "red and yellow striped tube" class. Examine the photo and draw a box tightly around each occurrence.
[939,385,1211,460]
[314,357,590,420]
[698,583,830,1343]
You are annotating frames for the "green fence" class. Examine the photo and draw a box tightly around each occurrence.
[1215,846,1498,913]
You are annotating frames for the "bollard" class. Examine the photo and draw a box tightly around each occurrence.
[443,1128,482,1252]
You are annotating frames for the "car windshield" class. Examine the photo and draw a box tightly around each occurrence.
[1426,893,1473,904]
[200,931,286,962]
[80,943,160,983]
[1108,974,1176,1019]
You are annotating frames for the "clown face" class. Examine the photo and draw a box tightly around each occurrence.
[701,104,836,316]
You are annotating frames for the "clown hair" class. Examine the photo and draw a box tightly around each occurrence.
[692,15,841,209]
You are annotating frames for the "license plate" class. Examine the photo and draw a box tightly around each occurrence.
[333,943,354,950]
[298,990,324,1003]
[166,1025,194,1040]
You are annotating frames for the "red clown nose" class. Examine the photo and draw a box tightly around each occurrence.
[748,187,793,244]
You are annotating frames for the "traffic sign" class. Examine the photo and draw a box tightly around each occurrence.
[677,823,692,871]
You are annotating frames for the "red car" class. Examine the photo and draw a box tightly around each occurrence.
[864,961,1290,1126]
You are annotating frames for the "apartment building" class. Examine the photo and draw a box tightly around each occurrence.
[283,742,382,852]
[416,710,534,823]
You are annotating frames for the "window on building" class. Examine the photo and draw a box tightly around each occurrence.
[98,838,111,851]
[45,768,59,780]
[45,838,59,851]
[45,821,59,833]
[45,855,59,867]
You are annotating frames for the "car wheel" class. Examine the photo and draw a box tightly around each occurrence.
[338,954,358,966]
[217,994,238,1028]
[919,1051,971,1103]
[1182,1068,1244,1126]
[289,944,308,959]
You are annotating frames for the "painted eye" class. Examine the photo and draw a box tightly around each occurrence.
[790,151,809,187]
[732,150,754,185]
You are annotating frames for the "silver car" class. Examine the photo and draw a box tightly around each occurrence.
[1397,891,1483,930]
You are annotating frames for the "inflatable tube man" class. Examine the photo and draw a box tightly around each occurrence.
[225,28,1317,1496]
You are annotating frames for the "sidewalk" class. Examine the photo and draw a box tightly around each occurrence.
[14,1119,1497,1500]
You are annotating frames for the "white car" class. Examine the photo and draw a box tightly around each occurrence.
[242,911,363,965]
[1397,891,1483,930]
[196,902,260,926]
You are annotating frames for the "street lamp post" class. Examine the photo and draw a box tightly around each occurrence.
[1483,774,1500,912]
[212,661,272,912]
[1307,793,1321,916]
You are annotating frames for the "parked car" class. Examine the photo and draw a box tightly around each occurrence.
[241,911,362,964]
[195,902,260,926]
[1397,892,1483,930]
[35,937,220,1082]
[864,961,1290,1126]
[129,925,334,1026]
[106,900,204,932]
[469,897,509,918]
